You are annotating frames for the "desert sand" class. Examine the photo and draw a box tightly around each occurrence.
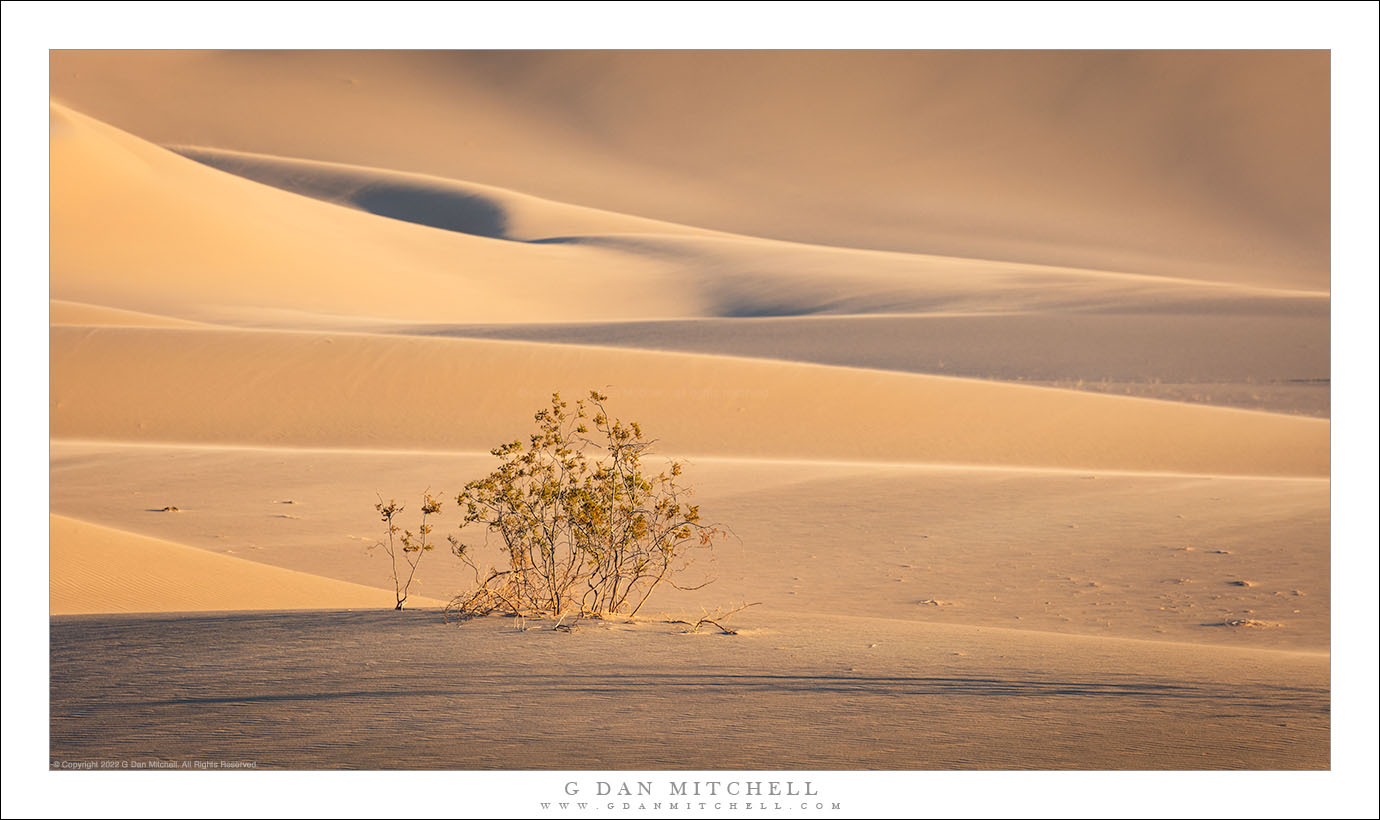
[48,50,1330,770]
[51,514,445,615]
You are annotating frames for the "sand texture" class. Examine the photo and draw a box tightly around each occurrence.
[52,611,1327,770]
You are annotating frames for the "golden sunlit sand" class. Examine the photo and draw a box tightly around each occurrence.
[47,49,1331,771]
[51,514,446,615]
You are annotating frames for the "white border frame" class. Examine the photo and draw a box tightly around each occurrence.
[4,3,1377,817]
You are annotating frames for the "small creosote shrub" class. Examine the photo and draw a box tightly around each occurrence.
[371,492,442,610]
[446,390,722,622]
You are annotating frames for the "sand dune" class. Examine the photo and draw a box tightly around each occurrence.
[50,103,688,325]
[50,514,442,615]
[51,441,1330,650]
[55,103,1320,330]
[51,325,1327,476]
[172,147,1326,319]
[50,299,214,329]
[47,295,1331,418]
[51,50,1327,289]
[173,145,721,243]
[173,146,1328,317]
[403,310,1330,416]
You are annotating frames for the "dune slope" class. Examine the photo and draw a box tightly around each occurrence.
[51,325,1328,476]
[50,103,690,324]
[50,514,441,615]
[53,102,1323,330]
[404,310,1330,416]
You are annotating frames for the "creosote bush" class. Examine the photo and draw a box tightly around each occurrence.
[445,390,721,622]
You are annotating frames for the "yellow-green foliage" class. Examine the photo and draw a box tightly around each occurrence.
[446,390,720,621]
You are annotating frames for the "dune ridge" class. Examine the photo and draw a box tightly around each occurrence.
[50,50,1329,290]
[396,310,1329,416]
[174,145,1328,301]
[50,300,215,329]
[175,145,1327,309]
[53,102,1323,331]
[50,102,691,325]
[172,145,724,244]
[51,324,1327,477]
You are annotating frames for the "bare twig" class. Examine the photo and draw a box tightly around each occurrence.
[665,602,761,635]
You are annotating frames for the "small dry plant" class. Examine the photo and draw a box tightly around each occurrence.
[371,492,442,610]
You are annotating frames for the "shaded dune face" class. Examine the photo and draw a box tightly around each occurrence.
[177,147,514,240]
[353,185,508,239]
